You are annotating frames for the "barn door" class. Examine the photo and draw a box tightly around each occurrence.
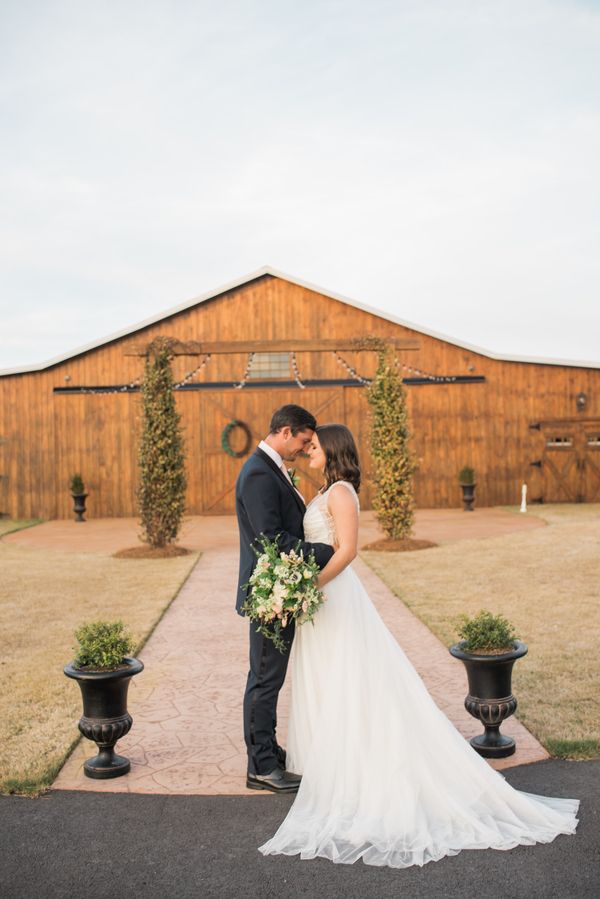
[582,425,600,502]
[197,388,345,514]
[531,419,600,502]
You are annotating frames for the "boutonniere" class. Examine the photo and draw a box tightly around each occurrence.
[287,468,300,487]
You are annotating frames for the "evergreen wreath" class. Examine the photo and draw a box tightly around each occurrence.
[221,420,252,458]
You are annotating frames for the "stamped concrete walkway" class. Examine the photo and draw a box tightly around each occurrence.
[8,509,548,795]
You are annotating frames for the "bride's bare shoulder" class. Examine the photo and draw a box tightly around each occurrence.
[326,480,359,509]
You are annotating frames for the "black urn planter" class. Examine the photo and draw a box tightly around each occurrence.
[449,640,528,758]
[71,492,88,522]
[64,657,144,778]
[460,483,476,511]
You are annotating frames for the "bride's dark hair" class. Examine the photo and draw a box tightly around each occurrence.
[315,424,361,493]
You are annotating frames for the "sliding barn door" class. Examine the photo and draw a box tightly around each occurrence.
[192,388,345,514]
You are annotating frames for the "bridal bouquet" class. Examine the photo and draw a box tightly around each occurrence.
[242,536,324,652]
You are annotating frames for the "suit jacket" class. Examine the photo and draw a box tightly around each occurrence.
[235,447,335,615]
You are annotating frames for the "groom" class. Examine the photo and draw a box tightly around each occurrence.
[235,404,335,793]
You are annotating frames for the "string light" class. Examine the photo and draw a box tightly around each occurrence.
[173,354,211,389]
[333,352,371,385]
[290,352,306,389]
[332,351,457,384]
[69,353,212,394]
[73,375,142,395]
[62,348,459,395]
[400,362,457,383]
[234,352,255,389]
[119,375,142,393]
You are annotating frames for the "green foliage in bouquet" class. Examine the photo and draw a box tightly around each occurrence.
[72,620,134,670]
[138,337,187,548]
[366,348,417,539]
[456,609,518,653]
[243,535,324,652]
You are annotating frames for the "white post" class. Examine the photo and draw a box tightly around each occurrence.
[520,483,527,513]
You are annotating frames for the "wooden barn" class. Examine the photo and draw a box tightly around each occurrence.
[1,267,599,520]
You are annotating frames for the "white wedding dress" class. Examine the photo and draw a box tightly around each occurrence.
[259,481,579,868]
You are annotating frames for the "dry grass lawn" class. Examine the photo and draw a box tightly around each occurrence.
[0,519,42,537]
[0,530,198,793]
[362,505,600,758]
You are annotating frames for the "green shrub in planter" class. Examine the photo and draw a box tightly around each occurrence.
[455,609,517,653]
[70,473,85,495]
[65,620,142,778]
[73,620,134,670]
[458,466,475,486]
[450,610,525,757]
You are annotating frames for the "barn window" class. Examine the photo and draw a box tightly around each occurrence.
[248,353,290,380]
[545,435,573,449]
[587,434,600,448]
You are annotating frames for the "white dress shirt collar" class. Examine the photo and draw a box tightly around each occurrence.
[258,439,283,469]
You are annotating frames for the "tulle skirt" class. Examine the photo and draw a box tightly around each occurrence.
[259,565,579,868]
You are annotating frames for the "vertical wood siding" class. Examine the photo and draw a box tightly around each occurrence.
[1,274,598,518]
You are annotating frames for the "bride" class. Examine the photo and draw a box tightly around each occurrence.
[259,423,579,868]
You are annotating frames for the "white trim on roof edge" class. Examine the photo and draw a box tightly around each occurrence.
[1,265,598,375]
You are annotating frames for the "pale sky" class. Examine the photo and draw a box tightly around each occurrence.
[1,0,599,370]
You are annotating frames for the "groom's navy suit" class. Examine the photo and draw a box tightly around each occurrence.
[236,447,334,775]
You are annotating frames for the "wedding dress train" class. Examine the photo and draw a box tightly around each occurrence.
[259,481,579,868]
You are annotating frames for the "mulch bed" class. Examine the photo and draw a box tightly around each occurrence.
[113,545,190,559]
[361,537,438,552]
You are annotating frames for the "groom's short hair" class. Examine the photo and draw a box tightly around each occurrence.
[269,404,317,435]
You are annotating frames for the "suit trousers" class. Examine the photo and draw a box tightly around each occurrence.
[243,619,295,775]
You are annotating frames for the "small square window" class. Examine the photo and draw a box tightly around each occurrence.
[248,353,290,380]
[546,435,573,448]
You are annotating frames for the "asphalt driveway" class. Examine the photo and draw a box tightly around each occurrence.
[1,759,598,899]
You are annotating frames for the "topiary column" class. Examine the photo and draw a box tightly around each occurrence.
[138,337,187,548]
[366,348,417,540]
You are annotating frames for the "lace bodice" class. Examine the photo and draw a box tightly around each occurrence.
[303,481,359,544]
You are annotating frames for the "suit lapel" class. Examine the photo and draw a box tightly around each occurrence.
[254,448,306,513]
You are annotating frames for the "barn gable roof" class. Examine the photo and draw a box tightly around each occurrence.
[1,266,598,375]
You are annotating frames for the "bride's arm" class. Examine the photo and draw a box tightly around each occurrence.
[316,485,359,588]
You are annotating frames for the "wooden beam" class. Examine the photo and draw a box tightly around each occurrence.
[125,337,420,356]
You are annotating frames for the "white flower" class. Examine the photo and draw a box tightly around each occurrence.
[272,581,287,602]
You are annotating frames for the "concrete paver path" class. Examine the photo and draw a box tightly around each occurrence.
[45,508,548,795]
